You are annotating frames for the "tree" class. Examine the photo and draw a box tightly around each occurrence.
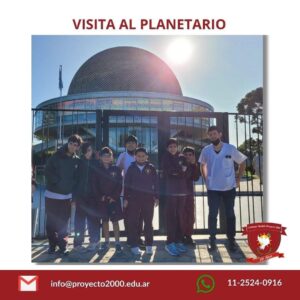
[238,138,262,161]
[238,137,262,174]
[236,87,263,136]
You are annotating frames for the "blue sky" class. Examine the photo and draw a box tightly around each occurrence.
[32,35,263,112]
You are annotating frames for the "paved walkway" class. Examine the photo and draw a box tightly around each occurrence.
[32,234,255,264]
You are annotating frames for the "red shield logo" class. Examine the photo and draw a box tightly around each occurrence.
[242,223,286,263]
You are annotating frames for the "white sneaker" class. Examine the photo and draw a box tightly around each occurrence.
[86,242,99,252]
[146,246,153,255]
[73,245,86,253]
[131,247,142,255]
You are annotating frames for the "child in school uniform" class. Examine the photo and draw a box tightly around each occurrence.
[182,146,201,247]
[73,142,101,253]
[124,148,159,255]
[93,147,123,253]
[161,138,189,256]
[116,135,145,249]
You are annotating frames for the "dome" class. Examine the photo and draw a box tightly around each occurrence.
[68,46,182,96]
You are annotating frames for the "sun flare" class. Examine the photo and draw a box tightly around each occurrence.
[166,39,193,65]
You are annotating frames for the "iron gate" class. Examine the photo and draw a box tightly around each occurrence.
[32,109,263,238]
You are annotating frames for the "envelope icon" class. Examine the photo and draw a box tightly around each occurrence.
[18,275,38,292]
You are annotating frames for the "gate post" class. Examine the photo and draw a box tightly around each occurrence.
[157,112,171,235]
[95,110,103,150]
[217,113,230,234]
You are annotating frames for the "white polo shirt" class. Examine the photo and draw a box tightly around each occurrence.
[116,151,136,198]
[116,151,135,175]
[199,143,247,191]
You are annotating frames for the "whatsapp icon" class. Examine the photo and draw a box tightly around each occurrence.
[196,274,215,294]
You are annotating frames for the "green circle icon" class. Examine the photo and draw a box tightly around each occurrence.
[196,274,216,294]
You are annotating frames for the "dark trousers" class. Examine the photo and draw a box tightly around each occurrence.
[45,197,71,250]
[127,198,154,247]
[207,188,236,241]
[165,196,186,245]
[74,200,100,247]
[183,195,195,237]
[123,199,143,242]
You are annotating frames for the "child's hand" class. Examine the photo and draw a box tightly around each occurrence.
[108,197,115,203]
[154,198,159,207]
[236,177,241,188]
[123,199,128,208]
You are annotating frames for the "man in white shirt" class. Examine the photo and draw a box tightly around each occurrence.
[199,126,247,252]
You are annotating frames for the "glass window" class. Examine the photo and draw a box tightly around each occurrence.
[125,116,134,124]
[73,100,86,110]
[173,101,184,111]
[109,116,117,124]
[162,100,173,111]
[178,117,185,125]
[112,99,124,110]
[142,116,150,124]
[85,99,96,110]
[194,117,201,128]
[134,115,142,123]
[170,117,177,125]
[136,99,149,110]
[186,117,193,126]
[184,102,192,112]
[117,116,125,124]
[100,99,112,110]
[87,112,96,123]
[151,116,158,124]
[124,98,137,110]
[192,104,206,112]
[149,99,162,111]
[77,113,87,123]
[109,128,117,152]
[116,127,126,150]
[62,114,73,124]
[63,101,74,110]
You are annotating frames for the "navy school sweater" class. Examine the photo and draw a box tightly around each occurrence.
[161,151,191,196]
[124,162,159,201]
[186,162,201,195]
[92,164,122,201]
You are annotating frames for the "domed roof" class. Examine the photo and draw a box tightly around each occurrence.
[68,46,182,96]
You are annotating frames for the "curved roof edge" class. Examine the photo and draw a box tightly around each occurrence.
[36,91,214,112]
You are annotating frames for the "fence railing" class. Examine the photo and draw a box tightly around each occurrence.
[32,109,263,238]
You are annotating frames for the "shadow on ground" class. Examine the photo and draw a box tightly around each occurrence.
[32,234,255,264]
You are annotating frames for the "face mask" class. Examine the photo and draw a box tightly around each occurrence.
[212,138,221,146]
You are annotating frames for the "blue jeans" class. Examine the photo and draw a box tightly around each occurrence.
[207,188,236,241]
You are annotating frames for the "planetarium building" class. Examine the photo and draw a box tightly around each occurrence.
[34,46,214,161]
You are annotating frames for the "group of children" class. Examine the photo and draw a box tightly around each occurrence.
[44,134,200,257]
[44,125,247,257]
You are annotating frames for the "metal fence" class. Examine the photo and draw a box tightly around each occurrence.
[32,109,263,238]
